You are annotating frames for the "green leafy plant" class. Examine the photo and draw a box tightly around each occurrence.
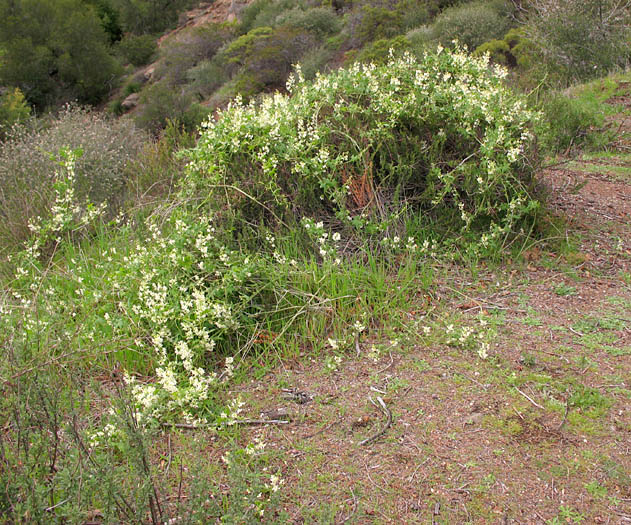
[184,48,542,256]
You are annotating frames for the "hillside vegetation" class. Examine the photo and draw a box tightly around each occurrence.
[1,0,631,523]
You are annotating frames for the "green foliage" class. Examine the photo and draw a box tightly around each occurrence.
[155,23,235,86]
[0,0,122,108]
[524,0,631,85]
[239,0,301,34]
[348,4,404,47]
[187,60,230,99]
[540,92,606,153]
[110,0,194,34]
[275,7,342,39]
[116,33,157,66]
[0,105,147,250]
[352,36,410,64]
[135,82,193,132]
[85,0,124,43]
[431,0,514,50]
[0,88,31,136]
[298,45,335,80]
[220,26,316,95]
[184,49,542,255]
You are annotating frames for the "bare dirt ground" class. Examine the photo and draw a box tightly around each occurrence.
[162,93,631,524]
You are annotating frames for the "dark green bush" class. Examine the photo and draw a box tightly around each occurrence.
[298,45,335,80]
[117,33,157,66]
[238,0,301,33]
[0,0,122,108]
[275,7,342,39]
[135,81,193,132]
[186,59,230,99]
[110,0,194,34]
[347,5,404,47]
[432,0,514,50]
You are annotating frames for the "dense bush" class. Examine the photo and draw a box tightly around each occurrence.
[220,26,317,95]
[540,92,606,152]
[347,5,404,48]
[135,82,195,132]
[0,105,147,249]
[154,23,235,86]
[117,33,157,66]
[275,7,342,39]
[432,0,514,50]
[184,49,541,251]
[238,0,301,33]
[524,0,631,84]
[0,0,122,108]
[110,0,194,34]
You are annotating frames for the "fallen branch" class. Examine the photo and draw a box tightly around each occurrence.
[376,352,394,374]
[360,396,392,446]
[557,398,570,432]
[514,387,545,410]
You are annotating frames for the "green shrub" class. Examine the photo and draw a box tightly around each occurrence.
[395,0,432,31]
[238,0,301,33]
[432,0,514,50]
[0,88,31,137]
[111,0,194,34]
[475,38,513,66]
[352,36,410,64]
[0,0,122,108]
[183,49,542,253]
[524,0,631,85]
[135,81,193,132]
[186,59,230,99]
[347,5,404,47]
[154,23,234,85]
[220,26,317,94]
[540,93,606,153]
[117,33,157,66]
[406,25,434,53]
[275,7,342,39]
[0,105,147,250]
[298,45,335,80]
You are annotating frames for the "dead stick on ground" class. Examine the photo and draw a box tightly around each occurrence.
[557,398,570,432]
[360,396,392,446]
[341,488,358,524]
[376,352,394,374]
[514,387,545,410]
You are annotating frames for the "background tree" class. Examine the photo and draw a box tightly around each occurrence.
[0,0,121,108]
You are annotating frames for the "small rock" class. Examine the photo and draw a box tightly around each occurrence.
[121,93,140,110]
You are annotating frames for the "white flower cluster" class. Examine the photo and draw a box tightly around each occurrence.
[446,316,495,360]
[184,46,540,249]
[117,215,253,423]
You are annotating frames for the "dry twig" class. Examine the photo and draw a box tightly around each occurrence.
[360,396,392,445]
